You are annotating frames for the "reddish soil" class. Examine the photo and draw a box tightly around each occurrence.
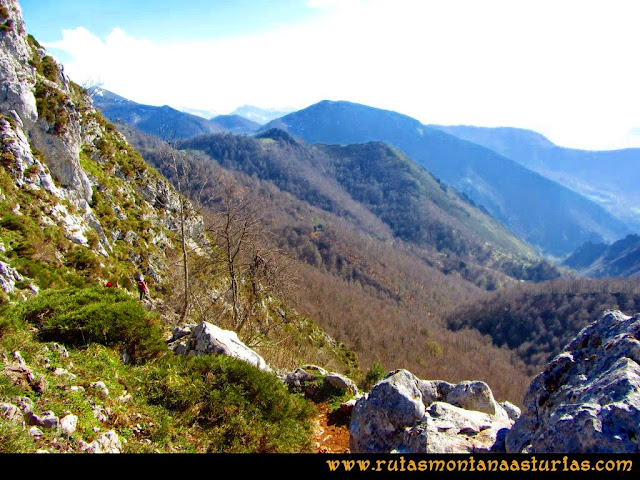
[312,402,351,453]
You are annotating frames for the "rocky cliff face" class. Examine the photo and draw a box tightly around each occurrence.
[350,310,640,453]
[0,0,202,292]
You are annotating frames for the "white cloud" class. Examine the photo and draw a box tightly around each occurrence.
[44,0,640,150]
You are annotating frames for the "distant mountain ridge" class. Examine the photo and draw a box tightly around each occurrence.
[430,124,640,232]
[231,105,296,125]
[262,100,630,258]
[210,114,260,134]
[563,234,640,278]
[90,87,224,139]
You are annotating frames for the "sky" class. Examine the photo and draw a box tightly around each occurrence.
[18,0,640,151]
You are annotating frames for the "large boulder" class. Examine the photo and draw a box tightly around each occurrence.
[506,310,640,453]
[350,370,425,453]
[176,322,272,372]
[349,370,513,453]
[403,402,510,453]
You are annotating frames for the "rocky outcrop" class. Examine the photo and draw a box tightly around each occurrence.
[1,348,122,452]
[0,0,36,122]
[349,370,514,453]
[170,322,272,372]
[0,260,23,293]
[506,310,640,453]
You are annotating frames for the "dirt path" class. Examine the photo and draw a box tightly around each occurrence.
[312,402,351,453]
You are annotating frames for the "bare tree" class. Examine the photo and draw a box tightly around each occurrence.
[211,176,261,330]
[205,175,298,344]
[157,122,213,323]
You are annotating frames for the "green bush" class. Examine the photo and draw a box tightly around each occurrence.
[362,361,386,391]
[16,286,166,363]
[141,354,314,453]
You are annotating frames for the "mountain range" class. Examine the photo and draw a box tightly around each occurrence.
[562,234,640,278]
[91,89,636,261]
[263,100,631,258]
[90,87,260,139]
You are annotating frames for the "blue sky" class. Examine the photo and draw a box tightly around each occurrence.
[21,0,319,43]
[17,0,640,151]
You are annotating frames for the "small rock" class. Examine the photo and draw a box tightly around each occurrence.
[28,426,44,437]
[339,398,358,416]
[53,367,76,379]
[500,401,521,421]
[50,343,69,358]
[40,412,59,430]
[0,402,22,422]
[90,381,109,398]
[24,410,42,426]
[92,405,108,423]
[60,414,78,435]
[13,351,26,367]
[81,430,122,453]
[325,373,359,396]
[12,396,33,413]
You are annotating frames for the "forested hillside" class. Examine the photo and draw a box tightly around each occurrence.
[119,124,538,402]
[446,277,640,374]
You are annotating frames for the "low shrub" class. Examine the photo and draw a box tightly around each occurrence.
[16,286,166,363]
[141,354,314,453]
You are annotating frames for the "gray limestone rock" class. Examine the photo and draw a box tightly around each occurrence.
[60,414,78,436]
[506,310,640,453]
[325,372,359,396]
[0,402,22,422]
[80,430,122,453]
[403,402,512,453]
[349,370,426,453]
[350,369,514,453]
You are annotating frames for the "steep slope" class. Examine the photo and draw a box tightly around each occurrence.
[116,125,535,402]
[90,87,225,140]
[0,0,355,372]
[1,0,368,454]
[432,124,640,232]
[316,142,536,259]
[263,101,629,257]
[563,234,640,278]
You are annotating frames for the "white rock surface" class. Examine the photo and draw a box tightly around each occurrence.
[180,321,272,372]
